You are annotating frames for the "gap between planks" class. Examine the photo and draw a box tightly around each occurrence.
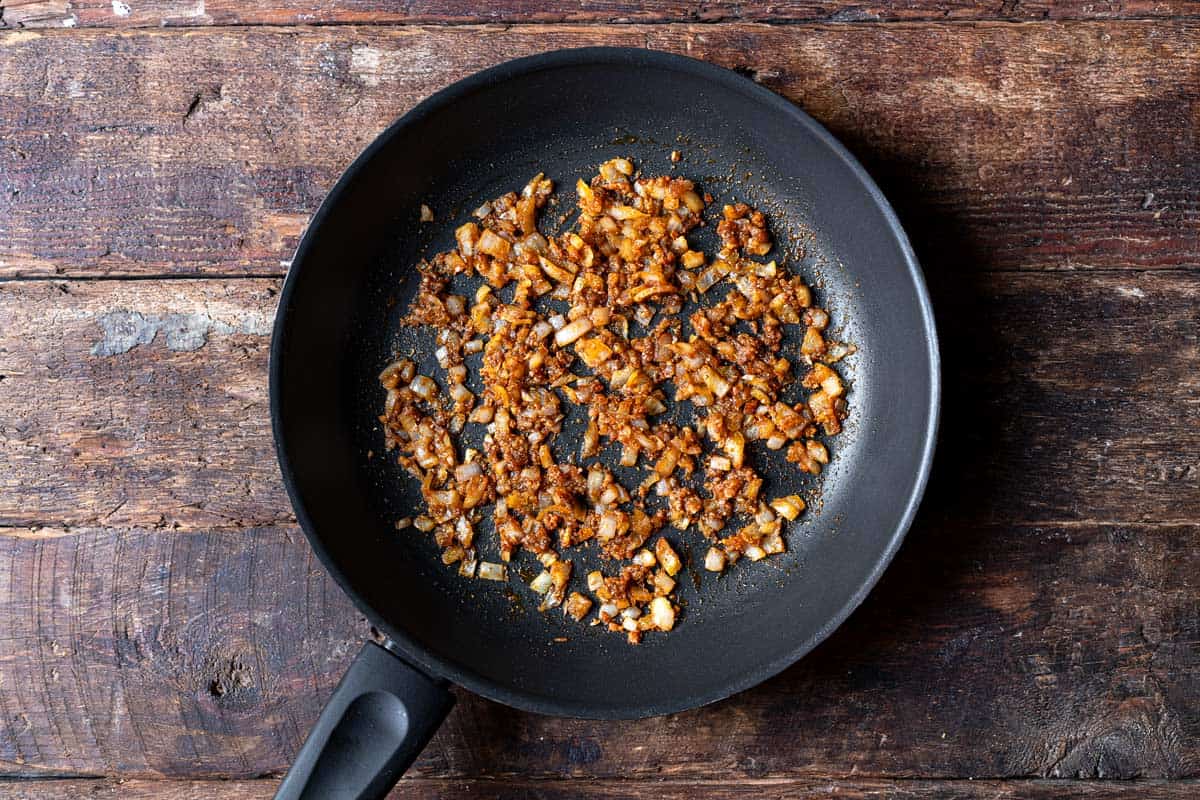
[2,266,1199,284]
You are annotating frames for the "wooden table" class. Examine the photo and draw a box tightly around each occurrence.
[1,1,1198,798]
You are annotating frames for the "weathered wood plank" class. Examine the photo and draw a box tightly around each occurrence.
[0,520,1196,779]
[2,777,1200,799]
[1,271,1196,530]
[0,23,1196,277]
[5,0,1200,29]
[0,280,287,529]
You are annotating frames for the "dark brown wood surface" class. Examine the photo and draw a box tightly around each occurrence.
[4,0,1200,28]
[0,6,1197,800]
[2,24,1198,278]
[3,778,1200,799]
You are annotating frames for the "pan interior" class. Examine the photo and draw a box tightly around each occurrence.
[273,50,937,718]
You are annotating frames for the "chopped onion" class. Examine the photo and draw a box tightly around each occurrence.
[455,462,483,482]
[770,495,806,521]
[597,512,619,540]
[650,597,676,631]
[409,375,437,401]
[530,571,554,594]
[704,547,727,572]
[548,314,567,331]
[633,549,656,568]
[762,532,785,554]
[655,539,682,576]
[478,562,507,581]
[554,317,593,346]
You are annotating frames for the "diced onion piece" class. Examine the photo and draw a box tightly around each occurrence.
[468,404,494,424]
[655,539,682,576]
[745,545,767,561]
[409,375,437,400]
[394,517,412,530]
[633,549,656,568]
[554,317,593,346]
[653,571,676,595]
[478,561,508,581]
[801,325,825,357]
[455,222,479,255]
[762,532,786,554]
[599,603,619,620]
[699,365,731,398]
[609,204,647,221]
[458,550,477,578]
[807,440,830,464]
[587,570,605,592]
[709,455,731,472]
[723,432,745,468]
[413,516,436,532]
[765,435,787,451]
[704,547,727,572]
[455,462,483,482]
[575,336,613,368]
[530,571,554,594]
[754,260,777,278]
[622,616,640,632]
[477,229,511,259]
[597,512,619,541]
[650,597,676,631]
[564,592,593,621]
[770,495,806,520]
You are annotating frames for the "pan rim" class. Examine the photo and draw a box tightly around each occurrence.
[270,45,941,720]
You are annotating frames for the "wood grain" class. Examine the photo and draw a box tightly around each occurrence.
[3,777,1200,799]
[4,0,1200,29]
[0,280,288,530]
[0,519,1196,780]
[0,23,1197,278]
[2,271,1196,531]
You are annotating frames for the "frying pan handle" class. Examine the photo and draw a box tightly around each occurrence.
[274,641,455,800]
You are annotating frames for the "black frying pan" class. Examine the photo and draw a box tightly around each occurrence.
[270,47,939,799]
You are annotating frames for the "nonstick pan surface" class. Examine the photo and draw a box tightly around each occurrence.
[270,48,939,725]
